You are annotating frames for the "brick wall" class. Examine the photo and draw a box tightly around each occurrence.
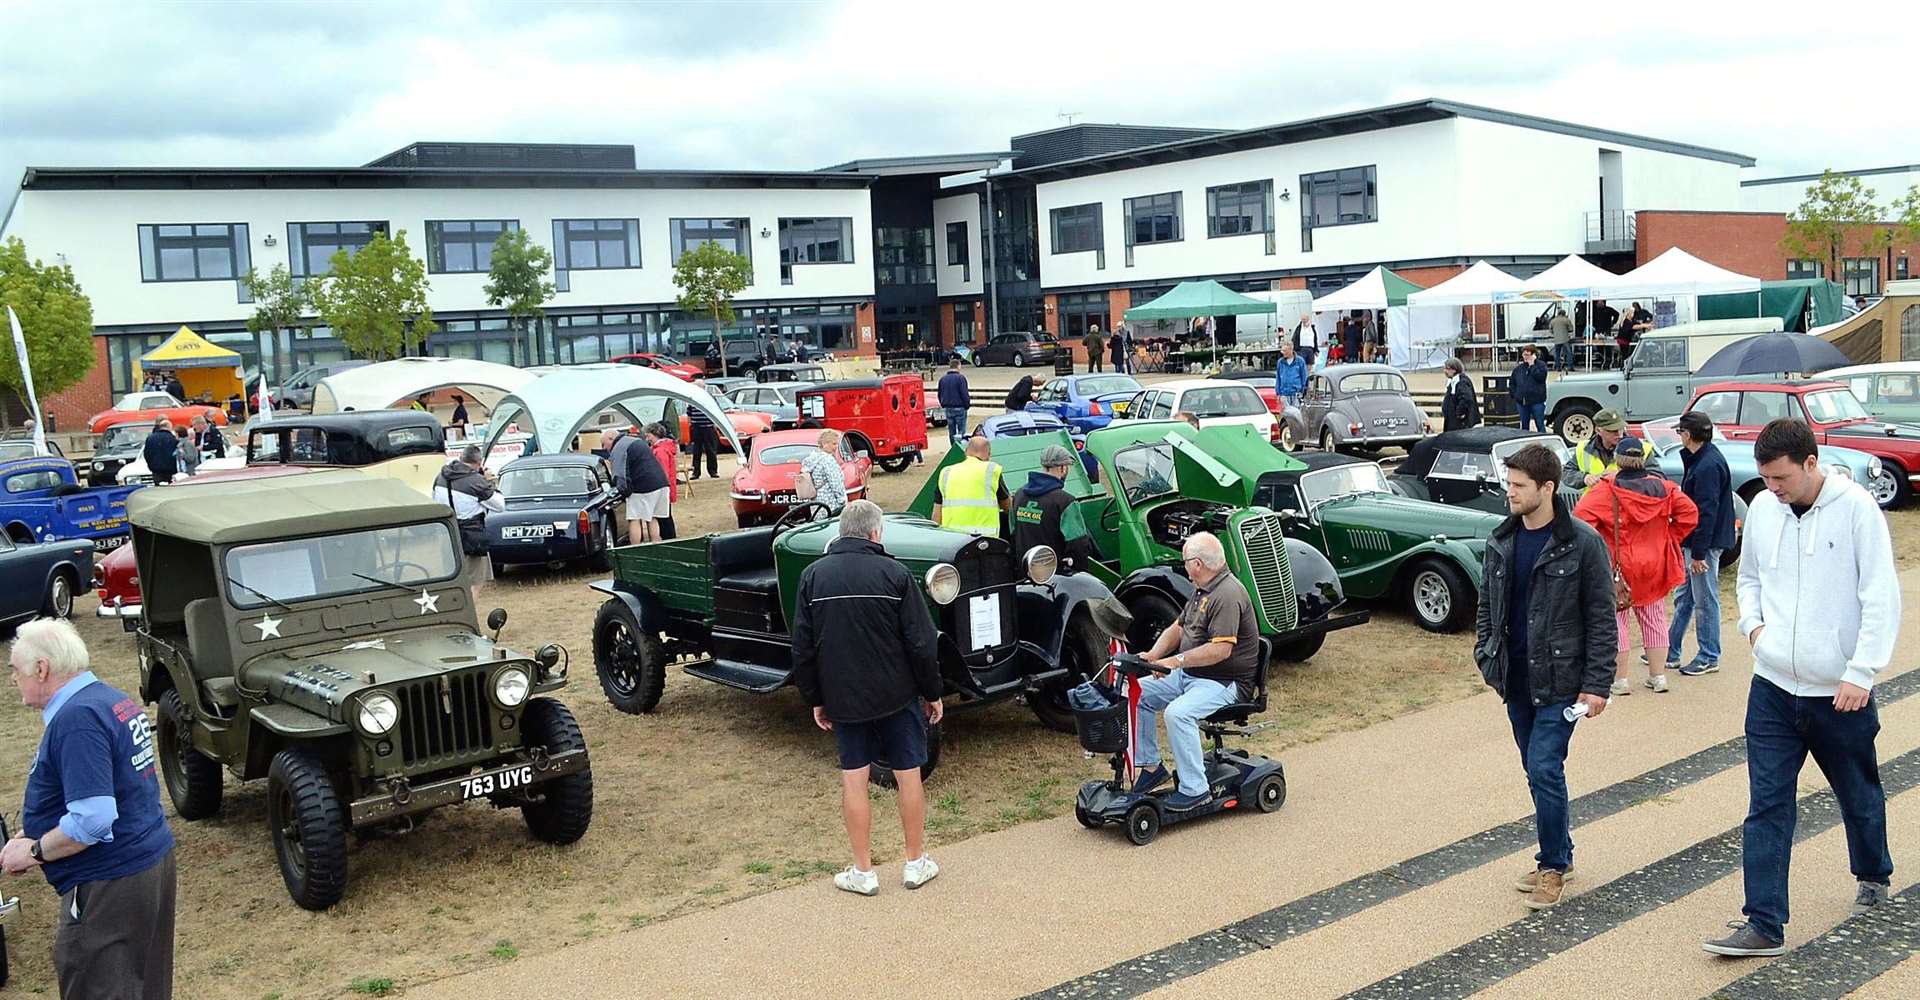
[1636,211,1920,290]
[40,335,112,432]
[853,302,877,356]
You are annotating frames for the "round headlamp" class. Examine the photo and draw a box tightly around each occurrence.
[355,692,399,736]
[1025,545,1058,585]
[925,563,961,605]
[493,666,531,708]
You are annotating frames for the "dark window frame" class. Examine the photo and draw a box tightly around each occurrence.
[875,226,935,287]
[1050,202,1104,265]
[287,221,390,279]
[1123,191,1184,250]
[778,217,855,285]
[670,217,752,267]
[137,223,249,283]
[1843,256,1880,297]
[946,220,969,283]
[424,219,520,275]
[1786,258,1824,280]
[1206,181,1269,239]
[1299,165,1378,252]
[551,218,641,293]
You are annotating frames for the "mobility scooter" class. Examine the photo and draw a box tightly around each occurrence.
[1071,640,1287,845]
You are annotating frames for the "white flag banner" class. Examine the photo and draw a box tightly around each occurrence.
[6,305,49,456]
[255,374,274,423]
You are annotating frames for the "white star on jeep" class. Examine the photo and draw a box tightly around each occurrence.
[414,590,440,615]
[254,614,282,640]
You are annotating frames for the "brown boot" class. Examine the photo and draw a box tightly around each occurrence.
[1523,868,1566,909]
[1514,866,1575,892]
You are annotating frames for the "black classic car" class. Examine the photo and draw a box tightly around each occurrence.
[1387,428,1579,513]
[484,453,628,576]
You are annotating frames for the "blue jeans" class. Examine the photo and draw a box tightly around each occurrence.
[1666,549,1722,666]
[1741,675,1891,942]
[1133,669,1238,796]
[1507,700,1579,871]
[945,407,968,444]
[1553,342,1574,371]
[1516,402,1546,433]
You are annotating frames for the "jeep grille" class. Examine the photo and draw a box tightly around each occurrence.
[1237,514,1299,633]
[395,670,494,768]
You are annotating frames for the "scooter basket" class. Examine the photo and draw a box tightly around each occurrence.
[1067,678,1128,754]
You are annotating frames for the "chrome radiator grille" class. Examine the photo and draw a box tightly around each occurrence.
[1237,514,1299,632]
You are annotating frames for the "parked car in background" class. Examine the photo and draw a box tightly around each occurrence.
[1389,428,1580,514]
[1826,362,1920,425]
[973,331,1060,368]
[1673,380,1917,506]
[728,428,871,526]
[726,383,803,428]
[0,456,141,553]
[275,360,370,410]
[1116,378,1284,447]
[1025,373,1142,433]
[973,411,1100,481]
[1544,317,1785,443]
[755,362,830,384]
[0,435,64,465]
[1297,364,1426,454]
[610,353,703,382]
[794,375,929,472]
[87,390,229,434]
[485,454,628,576]
[84,423,148,486]
[686,336,767,377]
[704,376,756,396]
[1216,371,1310,452]
[0,524,92,627]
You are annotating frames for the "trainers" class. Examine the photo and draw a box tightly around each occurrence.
[903,855,940,890]
[1645,675,1670,693]
[1610,679,1633,696]
[1515,866,1575,892]
[1130,765,1170,796]
[1854,880,1892,915]
[1521,868,1566,909]
[1703,920,1786,957]
[1678,661,1720,676]
[834,866,879,897]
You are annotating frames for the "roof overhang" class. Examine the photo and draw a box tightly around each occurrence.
[816,152,1014,177]
[20,166,875,192]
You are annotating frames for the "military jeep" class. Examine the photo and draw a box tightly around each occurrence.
[126,472,592,910]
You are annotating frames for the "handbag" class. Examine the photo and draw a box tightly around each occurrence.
[1607,484,1634,612]
[793,464,818,500]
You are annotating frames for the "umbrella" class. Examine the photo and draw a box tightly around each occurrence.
[1695,332,1852,377]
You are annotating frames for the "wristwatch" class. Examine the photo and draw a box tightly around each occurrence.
[29,838,45,863]
[1176,653,1186,668]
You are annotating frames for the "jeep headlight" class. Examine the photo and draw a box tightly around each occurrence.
[925,563,961,605]
[1024,545,1058,585]
[493,666,531,708]
[355,692,399,736]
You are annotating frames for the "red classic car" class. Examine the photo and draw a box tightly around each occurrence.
[728,429,871,527]
[1682,379,1920,507]
[87,390,230,434]
[794,375,929,473]
[611,353,704,382]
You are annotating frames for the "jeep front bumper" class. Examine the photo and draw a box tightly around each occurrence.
[349,746,591,827]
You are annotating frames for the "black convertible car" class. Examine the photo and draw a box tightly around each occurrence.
[1387,427,1582,512]
[484,453,628,576]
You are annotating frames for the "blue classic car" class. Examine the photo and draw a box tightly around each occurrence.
[0,525,92,628]
[1026,373,1143,433]
[484,453,629,576]
[0,456,142,553]
[973,412,1100,481]
[726,382,803,429]
[1638,417,1894,509]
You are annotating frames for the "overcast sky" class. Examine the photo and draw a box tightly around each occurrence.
[4,0,1918,211]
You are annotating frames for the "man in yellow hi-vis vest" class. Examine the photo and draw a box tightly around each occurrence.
[1564,408,1661,492]
[932,435,1010,535]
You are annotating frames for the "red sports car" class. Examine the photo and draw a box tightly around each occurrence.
[611,353,703,382]
[88,390,230,434]
[728,429,871,527]
[1682,379,1920,507]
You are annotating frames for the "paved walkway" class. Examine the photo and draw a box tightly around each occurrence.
[409,570,1920,1000]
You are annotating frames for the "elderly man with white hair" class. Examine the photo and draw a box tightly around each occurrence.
[1129,532,1261,810]
[4,618,177,999]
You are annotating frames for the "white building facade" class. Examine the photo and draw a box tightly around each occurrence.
[1739,164,1920,215]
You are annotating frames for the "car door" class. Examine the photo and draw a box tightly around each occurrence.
[1721,390,1794,443]
[1149,391,1174,420]
[0,530,28,621]
[1300,375,1333,434]
[1623,337,1689,419]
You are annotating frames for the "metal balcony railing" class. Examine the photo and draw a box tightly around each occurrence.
[1585,210,1636,254]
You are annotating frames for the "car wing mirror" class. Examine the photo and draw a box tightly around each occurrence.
[487,608,508,641]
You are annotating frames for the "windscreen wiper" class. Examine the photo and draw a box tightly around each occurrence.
[229,579,293,611]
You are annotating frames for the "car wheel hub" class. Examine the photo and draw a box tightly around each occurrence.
[1414,571,1451,622]
[1868,469,1898,505]
[603,620,641,696]
[1561,413,1594,445]
[278,788,306,872]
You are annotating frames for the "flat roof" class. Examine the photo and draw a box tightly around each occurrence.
[1741,164,1920,187]
[815,152,1013,176]
[1005,98,1756,182]
[19,165,875,192]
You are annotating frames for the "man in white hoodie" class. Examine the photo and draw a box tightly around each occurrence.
[1704,419,1899,958]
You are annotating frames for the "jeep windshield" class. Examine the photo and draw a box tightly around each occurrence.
[1113,443,1177,504]
[501,466,593,498]
[224,522,459,608]
[1301,463,1391,509]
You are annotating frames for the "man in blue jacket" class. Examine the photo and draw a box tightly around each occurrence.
[1273,342,1309,406]
[1666,411,1734,675]
[937,357,971,445]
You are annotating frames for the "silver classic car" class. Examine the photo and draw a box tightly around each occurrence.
[1299,364,1429,453]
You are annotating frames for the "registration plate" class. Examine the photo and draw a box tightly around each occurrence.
[459,765,535,801]
[94,534,128,552]
[500,525,555,539]
[767,493,798,505]
[1371,416,1409,428]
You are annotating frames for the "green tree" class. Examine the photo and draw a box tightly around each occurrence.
[0,236,96,415]
[482,228,556,349]
[1781,170,1881,278]
[242,263,313,383]
[311,229,438,361]
[1890,184,1920,249]
[672,241,753,375]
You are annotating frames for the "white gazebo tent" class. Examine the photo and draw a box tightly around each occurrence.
[1309,266,1427,368]
[311,357,537,421]
[1403,261,1525,368]
[481,364,742,461]
[1590,247,1762,329]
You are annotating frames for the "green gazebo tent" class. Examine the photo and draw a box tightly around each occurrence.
[1698,278,1845,332]
[1122,279,1278,322]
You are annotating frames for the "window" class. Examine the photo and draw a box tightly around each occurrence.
[1880,374,1920,404]
[1179,384,1265,418]
[4,469,63,494]
[875,227,934,286]
[1627,337,1687,371]
[224,523,458,608]
[426,220,518,274]
[1843,257,1880,297]
[1207,181,1269,238]
[1691,392,1740,426]
[1804,388,1868,423]
[1123,192,1183,253]
[1739,391,1793,425]
[288,222,388,278]
[1903,305,1920,361]
[952,301,976,346]
[670,218,751,264]
[1786,259,1824,280]
[778,217,854,284]
[1050,203,1103,255]
[138,224,249,282]
[1898,256,1911,281]
[946,221,969,282]
[554,219,640,272]
[1058,290,1110,341]
[1299,165,1377,252]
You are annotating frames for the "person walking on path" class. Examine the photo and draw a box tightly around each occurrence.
[686,377,720,480]
[143,416,180,485]
[1360,311,1381,363]
[937,358,971,445]
[1574,436,1698,696]
[174,425,200,477]
[931,435,1009,536]
[1665,412,1734,676]
[1274,342,1309,406]
[1008,444,1093,574]
[1548,308,1575,373]
[1474,443,1616,909]
[1004,375,1035,413]
[4,618,178,999]
[1703,419,1899,957]
[790,500,943,896]
[1441,358,1480,431]
[798,428,851,514]
[1293,312,1320,369]
[1084,324,1106,373]
[1510,345,1550,433]
[645,423,680,540]
[1109,326,1129,374]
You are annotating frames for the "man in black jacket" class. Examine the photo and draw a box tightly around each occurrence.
[791,500,943,896]
[190,414,226,460]
[1475,443,1617,910]
[1509,345,1550,433]
[686,378,720,479]
[141,417,179,484]
[1441,357,1480,431]
[1666,411,1734,675]
[1009,445,1092,574]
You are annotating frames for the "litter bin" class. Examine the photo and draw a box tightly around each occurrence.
[1053,352,1074,376]
[1481,374,1515,426]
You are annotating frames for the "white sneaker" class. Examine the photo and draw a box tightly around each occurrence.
[903,855,940,890]
[1645,675,1669,693]
[834,866,879,896]
[1610,679,1632,696]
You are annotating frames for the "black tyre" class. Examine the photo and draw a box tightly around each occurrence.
[589,518,617,572]
[1251,771,1287,813]
[1029,613,1104,733]
[1122,589,1181,655]
[1075,803,1101,829]
[488,557,507,580]
[1124,802,1160,846]
[1319,427,1337,453]
[519,698,594,845]
[877,454,915,473]
[869,720,942,788]
[1011,353,1026,368]
[1273,631,1325,662]
[1276,420,1298,453]
[157,689,223,820]
[1406,559,1475,633]
[1874,459,1909,509]
[1554,403,1597,447]
[40,569,75,619]
[267,749,348,911]
[0,924,8,988]
[592,599,666,714]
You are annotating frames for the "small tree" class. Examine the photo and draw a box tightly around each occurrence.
[311,229,437,361]
[483,228,556,349]
[1890,184,1920,249]
[0,237,96,419]
[1781,170,1881,279]
[243,263,313,382]
[672,241,753,375]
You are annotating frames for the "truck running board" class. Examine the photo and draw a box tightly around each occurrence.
[683,658,792,693]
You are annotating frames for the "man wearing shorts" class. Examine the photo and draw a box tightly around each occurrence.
[622,422,670,542]
[791,500,943,896]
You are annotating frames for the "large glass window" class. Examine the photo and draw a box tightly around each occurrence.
[288,222,389,278]
[670,218,751,264]
[137,224,249,282]
[1124,192,1183,246]
[778,217,854,284]
[426,220,519,274]
[1207,181,1269,238]
[1786,259,1824,280]
[1843,257,1880,297]
[1299,165,1377,252]
[1050,203,1103,255]
[1058,290,1110,341]
[946,221,969,282]
[224,522,458,609]
[875,227,934,286]
[554,219,640,271]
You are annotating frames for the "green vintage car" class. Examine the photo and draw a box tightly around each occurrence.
[912,423,1369,661]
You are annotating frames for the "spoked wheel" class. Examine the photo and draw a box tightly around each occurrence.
[267,749,348,911]
[1867,460,1907,509]
[592,600,666,713]
[1124,802,1160,846]
[1555,406,1596,447]
[1251,771,1287,813]
[1408,560,1474,633]
[1028,613,1104,732]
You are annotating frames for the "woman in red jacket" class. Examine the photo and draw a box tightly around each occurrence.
[646,423,681,539]
[1574,436,1699,696]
